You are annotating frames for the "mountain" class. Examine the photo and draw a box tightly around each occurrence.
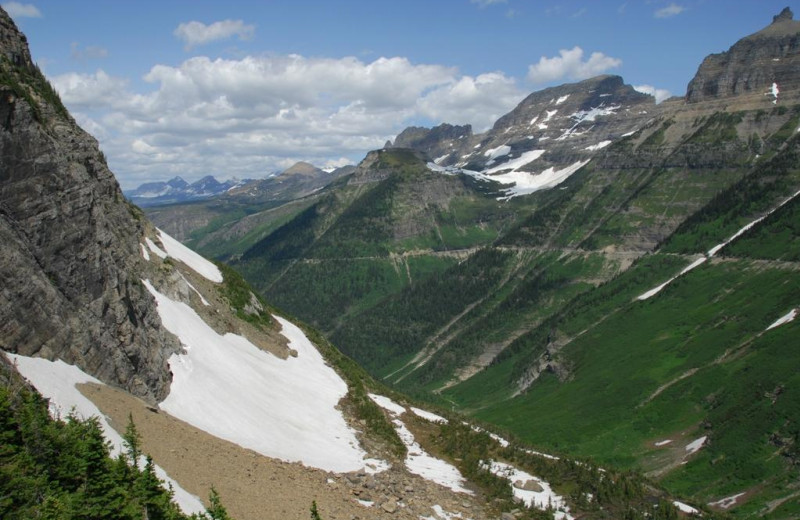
[125,175,247,207]
[218,9,800,518]
[0,8,706,520]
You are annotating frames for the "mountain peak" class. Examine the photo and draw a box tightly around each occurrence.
[686,9,800,104]
[0,7,34,70]
[281,161,321,176]
[772,6,793,24]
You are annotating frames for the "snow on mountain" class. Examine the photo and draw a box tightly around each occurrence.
[369,394,472,493]
[144,280,387,473]
[484,460,573,519]
[4,354,206,515]
[156,228,223,283]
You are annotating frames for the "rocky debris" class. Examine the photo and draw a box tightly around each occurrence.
[686,8,800,104]
[514,479,544,492]
[0,6,181,403]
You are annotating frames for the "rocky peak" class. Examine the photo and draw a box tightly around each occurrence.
[773,6,793,24]
[686,9,800,103]
[388,123,473,162]
[0,7,33,69]
[281,161,322,177]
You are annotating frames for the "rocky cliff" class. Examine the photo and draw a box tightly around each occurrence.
[0,9,180,402]
[686,7,800,104]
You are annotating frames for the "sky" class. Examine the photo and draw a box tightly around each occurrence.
[3,0,796,189]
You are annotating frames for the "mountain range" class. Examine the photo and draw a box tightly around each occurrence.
[2,4,800,520]
[125,175,249,207]
[158,7,800,518]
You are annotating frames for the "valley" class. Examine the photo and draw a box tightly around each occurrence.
[1,4,799,520]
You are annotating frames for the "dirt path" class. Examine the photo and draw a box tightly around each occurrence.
[79,382,490,520]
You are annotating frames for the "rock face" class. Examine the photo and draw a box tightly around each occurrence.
[388,124,473,162]
[0,8,180,402]
[686,8,800,103]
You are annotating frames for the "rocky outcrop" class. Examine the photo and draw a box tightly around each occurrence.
[388,124,473,162]
[686,8,800,103]
[0,7,180,403]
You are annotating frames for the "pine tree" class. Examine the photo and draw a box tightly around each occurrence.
[310,500,323,520]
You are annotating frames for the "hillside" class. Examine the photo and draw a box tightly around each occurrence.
[186,8,800,518]
[0,6,720,520]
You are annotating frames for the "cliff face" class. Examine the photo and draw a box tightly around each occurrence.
[0,8,180,402]
[686,7,800,103]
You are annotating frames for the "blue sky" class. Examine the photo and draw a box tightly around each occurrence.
[3,0,796,188]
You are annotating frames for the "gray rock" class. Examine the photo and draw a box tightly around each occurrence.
[0,8,181,403]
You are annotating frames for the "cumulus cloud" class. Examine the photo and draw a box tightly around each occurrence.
[417,72,524,131]
[70,42,109,61]
[2,2,41,18]
[174,19,255,50]
[654,3,685,18]
[527,46,622,84]
[52,54,526,189]
[633,84,672,104]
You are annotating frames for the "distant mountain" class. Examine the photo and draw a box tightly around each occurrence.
[227,161,354,203]
[125,175,248,207]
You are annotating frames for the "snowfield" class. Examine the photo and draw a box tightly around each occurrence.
[144,280,387,473]
[368,394,472,494]
[4,353,205,515]
[156,229,223,283]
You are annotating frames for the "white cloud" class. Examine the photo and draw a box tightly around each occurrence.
[174,19,255,50]
[52,54,525,189]
[471,0,507,7]
[634,84,672,103]
[70,42,109,61]
[2,1,40,18]
[654,3,685,18]
[527,46,622,84]
[417,72,524,131]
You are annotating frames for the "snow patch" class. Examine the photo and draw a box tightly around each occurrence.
[673,501,699,514]
[654,439,673,447]
[369,393,408,415]
[709,492,746,509]
[529,115,539,126]
[543,109,558,122]
[637,257,707,301]
[140,243,150,261]
[5,353,205,515]
[178,272,210,306]
[556,94,570,105]
[766,308,797,331]
[584,140,612,151]
[421,505,466,520]
[766,82,779,104]
[485,149,546,174]
[156,229,223,283]
[369,394,471,494]
[410,407,448,424]
[484,145,511,160]
[570,104,620,123]
[537,123,549,130]
[485,460,573,518]
[621,130,637,137]
[708,188,800,257]
[685,435,707,454]
[145,237,167,259]
[434,154,451,165]
[145,281,386,473]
